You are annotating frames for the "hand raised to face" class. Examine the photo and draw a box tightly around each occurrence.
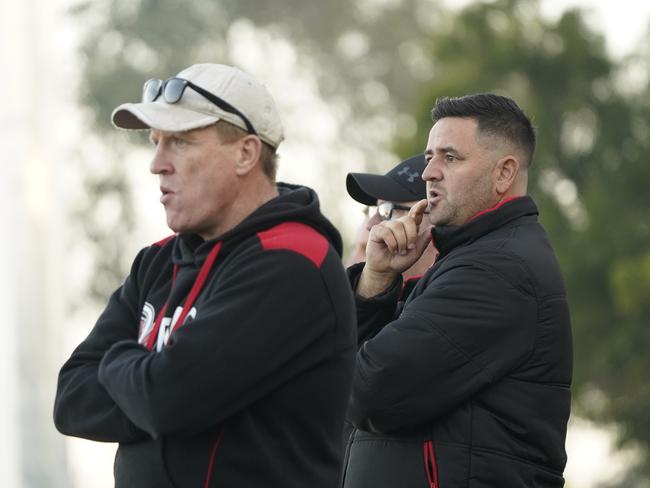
[357,199,432,298]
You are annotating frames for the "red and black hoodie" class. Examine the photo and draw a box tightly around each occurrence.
[341,196,572,488]
[54,183,357,488]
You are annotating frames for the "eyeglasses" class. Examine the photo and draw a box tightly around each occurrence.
[375,202,430,221]
[377,202,415,221]
[142,77,257,135]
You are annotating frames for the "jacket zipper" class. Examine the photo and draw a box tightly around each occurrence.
[423,440,439,488]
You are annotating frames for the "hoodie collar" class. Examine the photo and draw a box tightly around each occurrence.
[171,183,342,266]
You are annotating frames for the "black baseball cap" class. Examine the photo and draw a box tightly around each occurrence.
[346,154,427,206]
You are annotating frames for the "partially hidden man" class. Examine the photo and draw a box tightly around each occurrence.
[341,93,572,487]
[54,63,356,488]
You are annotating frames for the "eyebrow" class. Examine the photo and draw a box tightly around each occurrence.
[425,145,461,156]
[439,145,460,154]
[149,129,193,142]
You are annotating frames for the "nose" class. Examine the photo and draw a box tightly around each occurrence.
[422,157,442,182]
[149,142,172,175]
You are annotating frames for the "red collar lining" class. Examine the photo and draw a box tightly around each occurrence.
[469,196,520,222]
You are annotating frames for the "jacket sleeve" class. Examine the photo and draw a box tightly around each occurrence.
[348,258,537,433]
[97,245,345,438]
[347,262,403,343]
[53,250,149,443]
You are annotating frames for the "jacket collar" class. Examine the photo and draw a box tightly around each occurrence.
[431,196,538,258]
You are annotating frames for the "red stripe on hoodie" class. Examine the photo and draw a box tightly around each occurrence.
[152,234,176,247]
[258,222,329,268]
[203,430,225,488]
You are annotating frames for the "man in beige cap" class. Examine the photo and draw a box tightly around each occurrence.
[54,63,356,488]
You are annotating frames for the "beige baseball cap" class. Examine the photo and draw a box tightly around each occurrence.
[111,63,284,148]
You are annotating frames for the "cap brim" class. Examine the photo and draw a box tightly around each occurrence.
[111,102,221,132]
[346,173,418,206]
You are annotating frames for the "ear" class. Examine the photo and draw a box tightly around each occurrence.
[494,155,520,195]
[235,135,263,176]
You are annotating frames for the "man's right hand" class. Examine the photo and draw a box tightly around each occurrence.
[356,200,432,298]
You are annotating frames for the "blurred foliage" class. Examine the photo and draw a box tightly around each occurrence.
[72,0,444,151]
[72,0,650,481]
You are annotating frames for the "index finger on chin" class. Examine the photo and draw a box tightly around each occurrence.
[408,199,429,225]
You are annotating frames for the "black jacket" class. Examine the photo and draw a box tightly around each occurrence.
[54,184,357,488]
[342,197,572,488]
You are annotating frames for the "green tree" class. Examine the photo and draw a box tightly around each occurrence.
[396,0,650,480]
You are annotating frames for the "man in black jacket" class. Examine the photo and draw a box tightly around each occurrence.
[53,63,356,487]
[342,93,572,487]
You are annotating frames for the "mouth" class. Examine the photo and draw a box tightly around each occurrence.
[428,188,443,206]
[160,186,174,204]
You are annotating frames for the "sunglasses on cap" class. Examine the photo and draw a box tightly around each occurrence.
[142,77,257,135]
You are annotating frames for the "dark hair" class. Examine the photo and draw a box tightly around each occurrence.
[431,93,536,166]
